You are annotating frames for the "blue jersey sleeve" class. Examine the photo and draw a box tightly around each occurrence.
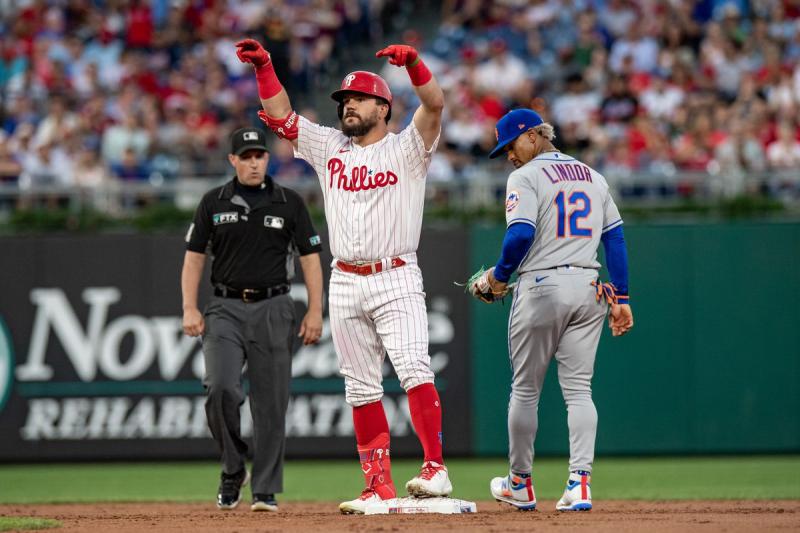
[600,224,629,303]
[493,222,536,283]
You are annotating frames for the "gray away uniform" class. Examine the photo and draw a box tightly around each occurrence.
[504,151,622,475]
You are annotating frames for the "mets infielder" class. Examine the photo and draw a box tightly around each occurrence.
[471,108,633,511]
[235,39,450,514]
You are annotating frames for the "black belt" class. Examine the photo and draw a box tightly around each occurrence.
[214,284,290,303]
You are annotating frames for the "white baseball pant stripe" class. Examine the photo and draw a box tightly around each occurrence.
[329,255,434,406]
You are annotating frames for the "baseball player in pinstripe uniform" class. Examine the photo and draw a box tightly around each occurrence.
[235,38,451,514]
[470,109,633,511]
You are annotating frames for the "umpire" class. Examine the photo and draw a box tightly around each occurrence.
[181,126,323,512]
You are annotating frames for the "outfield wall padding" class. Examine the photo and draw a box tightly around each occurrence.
[0,230,471,460]
[471,221,800,456]
[0,221,797,460]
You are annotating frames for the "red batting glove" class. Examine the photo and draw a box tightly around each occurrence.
[235,38,271,67]
[378,44,432,86]
[376,44,419,67]
[237,39,283,99]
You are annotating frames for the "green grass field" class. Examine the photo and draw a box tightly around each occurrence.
[0,517,60,532]
[0,456,798,504]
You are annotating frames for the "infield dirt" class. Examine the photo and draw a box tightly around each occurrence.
[1,500,798,532]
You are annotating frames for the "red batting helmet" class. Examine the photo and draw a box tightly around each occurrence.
[331,71,393,121]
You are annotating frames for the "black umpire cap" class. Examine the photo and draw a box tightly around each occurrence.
[230,127,269,155]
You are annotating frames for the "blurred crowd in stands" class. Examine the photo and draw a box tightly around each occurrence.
[391,0,800,199]
[1,0,799,209]
[0,0,398,202]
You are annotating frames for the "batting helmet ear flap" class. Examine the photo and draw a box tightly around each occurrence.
[337,101,344,120]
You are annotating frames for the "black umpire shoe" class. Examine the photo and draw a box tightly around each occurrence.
[217,469,250,510]
[251,493,278,512]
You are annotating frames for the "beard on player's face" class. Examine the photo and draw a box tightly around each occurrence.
[341,108,380,137]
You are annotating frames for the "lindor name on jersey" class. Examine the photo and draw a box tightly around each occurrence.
[327,157,399,192]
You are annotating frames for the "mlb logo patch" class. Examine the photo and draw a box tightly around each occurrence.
[243,131,258,141]
[264,216,285,229]
[213,212,238,225]
[506,190,520,212]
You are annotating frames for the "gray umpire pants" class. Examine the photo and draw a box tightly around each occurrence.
[202,293,295,495]
[507,267,607,475]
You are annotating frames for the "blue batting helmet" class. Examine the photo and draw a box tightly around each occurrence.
[489,109,544,159]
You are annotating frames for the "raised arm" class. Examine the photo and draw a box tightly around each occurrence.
[236,38,299,149]
[376,45,444,150]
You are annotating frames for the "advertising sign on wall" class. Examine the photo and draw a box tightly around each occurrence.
[0,230,471,460]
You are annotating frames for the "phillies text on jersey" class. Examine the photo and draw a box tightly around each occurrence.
[294,115,438,262]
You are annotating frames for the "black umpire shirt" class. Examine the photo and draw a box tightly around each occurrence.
[185,176,322,289]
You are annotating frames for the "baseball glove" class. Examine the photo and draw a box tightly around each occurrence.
[456,266,511,304]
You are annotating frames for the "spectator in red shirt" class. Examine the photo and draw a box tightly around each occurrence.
[126,0,154,50]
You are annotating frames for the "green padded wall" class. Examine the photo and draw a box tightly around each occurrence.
[471,222,800,456]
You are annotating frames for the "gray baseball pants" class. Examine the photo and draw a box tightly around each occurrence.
[507,267,607,474]
[202,293,295,495]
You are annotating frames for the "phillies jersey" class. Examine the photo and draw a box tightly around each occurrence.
[505,151,623,272]
[294,115,438,262]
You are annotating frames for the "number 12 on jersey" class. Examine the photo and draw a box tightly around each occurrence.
[555,191,592,238]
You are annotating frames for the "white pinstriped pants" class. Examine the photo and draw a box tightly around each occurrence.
[329,255,435,406]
